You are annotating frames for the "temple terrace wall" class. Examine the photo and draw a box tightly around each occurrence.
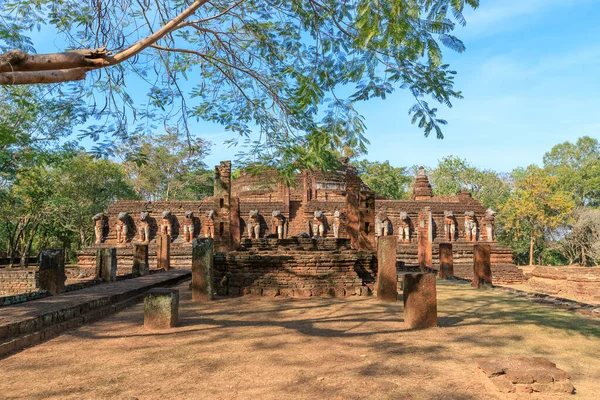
[529,266,600,303]
[0,269,38,296]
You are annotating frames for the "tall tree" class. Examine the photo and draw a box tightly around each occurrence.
[429,156,510,210]
[355,160,412,200]
[543,136,600,207]
[499,166,575,266]
[0,0,479,172]
[120,133,213,201]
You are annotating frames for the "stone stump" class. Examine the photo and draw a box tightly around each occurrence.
[191,238,214,302]
[439,243,454,279]
[376,236,398,302]
[157,234,171,271]
[473,244,493,288]
[132,244,149,277]
[144,288,179,329]
[95,248,117,282]
[38,249,66,295]
[402,273,438,329]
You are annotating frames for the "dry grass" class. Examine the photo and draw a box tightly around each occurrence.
[1,280,599,400]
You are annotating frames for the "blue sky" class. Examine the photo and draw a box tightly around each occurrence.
[29,0,600,172]
[204,0,600,172]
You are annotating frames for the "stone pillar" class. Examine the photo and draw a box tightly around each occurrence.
[96,248,117,282]
[157,234,171,270]
[438,243,454,279]
[417,207,433,271]
[230,197,241,250]
[473,244,493,288]
[345,174,360,250]
[376,236,398,302]
[38,249,66,295]
[132,244,149,277]
[191,239,214,302]
[144,288,179,329]
[403,273,438,329]
[214,161,232,252]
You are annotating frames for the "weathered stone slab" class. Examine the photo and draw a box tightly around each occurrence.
[157,234,171,271]
[402,273,437,329]
[476,357,574,394]
[417,207,433,271]
[144,288,179,330]
[191,239,214,302]
[376,236,398,302]
[38,249,66,295]
[96,248,117,282]
[438,243,454,279]
[132,244,149,277]
[472,244,492,288]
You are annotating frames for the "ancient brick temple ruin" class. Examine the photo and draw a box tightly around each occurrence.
[78,159,524,296]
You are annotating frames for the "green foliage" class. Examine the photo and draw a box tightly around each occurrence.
[0,151,136,264]
[543,136,600,207]
[429,156,510,210]
[0,0,479,173]
[499,165,576,265]
[355,160,412,200]
[120,133,213,201]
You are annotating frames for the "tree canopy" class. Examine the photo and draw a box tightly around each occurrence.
[0,0,479,172]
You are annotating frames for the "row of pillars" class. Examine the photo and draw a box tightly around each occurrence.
[144,238,214,329]
[377,236,493,330]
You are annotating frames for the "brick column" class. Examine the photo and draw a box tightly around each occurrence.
[402,273,438,329]
[438,243,454,279]
[157,234,171,271]
[132,244,149,277]
[214,161,232,252]
[345,177,360,250]
[417,207,433,271]
[191,239,214,302]
[38,249,66,295]
[376,236,398,302]
[472,244,493,288]
[230,197,241,250]
[144,288,179,329]
[96,248,117,282]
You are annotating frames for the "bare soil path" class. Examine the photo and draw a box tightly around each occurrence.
[0,280,599,400]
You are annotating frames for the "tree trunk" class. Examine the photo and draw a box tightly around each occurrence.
[0,0,210,85]
[529,236,535,266]
[582,247,587,266]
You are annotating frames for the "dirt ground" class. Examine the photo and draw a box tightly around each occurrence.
[1,280,599,400]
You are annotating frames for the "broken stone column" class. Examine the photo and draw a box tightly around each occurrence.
[438,243,454,279]
[95,248,117,282]
[132,243,149,277]
[473,244,493,288]
[376,236,398,302]
[144,288,179,329]
[402,273,438,329]
[417,207,433,271]
[38,249,66,295]
[157,234,171,271]
[191,238,214,302]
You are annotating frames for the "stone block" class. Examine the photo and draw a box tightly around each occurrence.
[38,249,66,295]
[96,248,117,282]
[132,244,149,277]
[157,234,171,271]
[376,236,398,302]
[144,288,179,330]
[472,244,493,288]
[476,357,574,395]
[438,243,454,279]
[191,239,214,302]
[402,273,437,329]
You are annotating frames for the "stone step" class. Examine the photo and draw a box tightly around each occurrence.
[0,269,191,358]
